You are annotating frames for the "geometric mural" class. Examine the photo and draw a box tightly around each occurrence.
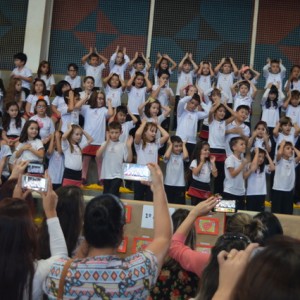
[1,0,300,89]
[0,0,29,70]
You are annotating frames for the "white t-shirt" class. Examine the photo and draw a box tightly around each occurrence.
[164,153,186,187]
[246,165,271,195]
[176,70,195,95]
[216,72,236,103]
[6,118,26,136]
[261,104,280,128]
[285,105,300,125]
[275,128,298,154]
[197,75,212,94]
[105,85,123,108]
[135,141,160,165]
[16,139,44,162]
[64,75,82,89]
[152,85,174,106]
[119,121,135,143]
[62,139,88,171]
[26,94,50,114]
[60,105,80,133]
[0,144,12,177]
[109,53,130,80]
[83,62,105,88]
[100,140,128,179]
[284,79,300,92]
[251,137,272,152]
[176,96,208,144]
[47,151,64,184]
[81,105,108,145]
[208,118,226,149]
[127,86,148,115]
[52,96,66,112]
[190,159,211,183]
[12,66,32,90]
[233,94,253,121]
[273,157,297,191]
[40,74,55,91]
[263,63,286,91]
[224,154,245,196]
[225,121,250,156]
[129,66,147,77]
[30,115,55,140]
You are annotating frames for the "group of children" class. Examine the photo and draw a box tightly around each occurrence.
[1,48,300,215]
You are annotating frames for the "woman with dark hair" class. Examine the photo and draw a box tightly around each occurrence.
[0,177,67,300]
[213,236,300,300]
[44,163,172,299]
[38,185,84,258]
[168,197,218,277]
[150,209,199,299]
[195,233,250,300]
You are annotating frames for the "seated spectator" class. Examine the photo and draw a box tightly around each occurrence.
[44,164,172,299]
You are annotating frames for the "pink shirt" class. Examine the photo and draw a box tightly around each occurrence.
[168,232,210,277]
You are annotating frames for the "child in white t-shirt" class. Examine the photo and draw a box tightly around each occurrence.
[81,47,108,89]
[64,63,82,92]
[154,52,177,85]
[0,141,12,184]
[30,99,55,148]
[245,148,275,212]
[47,131,64,190]
[197,61,215,96]
[128,52,151,77]
[214,57,239,105]
[282,90,300,125]
[36,60,55,96]
[96,122,133,197]
[127,71,152,116]
[134,120,169,201]
[109,105,138,143]
[284,65,300,93]
[271,140,300,214]
[187,141,218,205]
[103,73,126,108]
[109,45,129,80]
[263,58,286,91]
[223,137,248,210]
[61,124,93,187]
[25,79,50,119]
[163,136,189,205]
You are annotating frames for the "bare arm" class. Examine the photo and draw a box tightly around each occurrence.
[96,140,109,158]
[157,124,169,145]
[47,133,55,155]
[144,72,152,92]
[163,140,173,160]
[228,159,248,178]
[125,135,133,162]
[81,46,93,65]
[134,119,147,145]
[188,53,199,72]
[229,57,239,77]
[214,58,225,74]
[163,54,177,71]
[276,140,285,161]
[273,122,280,138]
[128,52,138,68]
[178,53,189,72]
[145,163,173,272]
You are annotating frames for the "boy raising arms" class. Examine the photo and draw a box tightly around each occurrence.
[223,137,248,210]
[164,136,189,204]
[96,122,133,197]
[11,52,33,97]
[81,46,108,90]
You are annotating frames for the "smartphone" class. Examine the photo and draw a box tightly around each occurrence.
[27,162,45,175]
[22,175,48,192]
[214,200,236,213]
[122,163,151,181]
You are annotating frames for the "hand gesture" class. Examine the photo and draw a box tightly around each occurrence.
[41,173,58,219]
[146,163,164,191]
[188,53,193,60]
[23,144,32,151]
[200,154,206,163]
[89,46,93,54]
[210,155,216,163]
[190,196,218,218]
[12,173,31,199]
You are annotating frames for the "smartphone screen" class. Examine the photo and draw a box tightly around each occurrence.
[122,163,151,181]
[22,175,48,192]
[214,200,236,213]
[27,162,44,175]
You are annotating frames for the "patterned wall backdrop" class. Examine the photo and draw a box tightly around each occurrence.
[254,0,300,87]
[1,0,299,88]
[150,0,254,82]
[48,0,150,75]
[0,0,29,70]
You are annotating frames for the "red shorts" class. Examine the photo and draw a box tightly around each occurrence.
[82,145,99,156]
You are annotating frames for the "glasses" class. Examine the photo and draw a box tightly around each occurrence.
[36,105,47,109]
[219,233,251,245]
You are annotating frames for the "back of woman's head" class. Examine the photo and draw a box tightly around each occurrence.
[196,232,250,300]
[234,235,300,300]
[84,194,125,248]
[172,208,196,249]
[254,212,283,245]
[0,198,36,300]
[226,213,265,244]
[38,186,84,258]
